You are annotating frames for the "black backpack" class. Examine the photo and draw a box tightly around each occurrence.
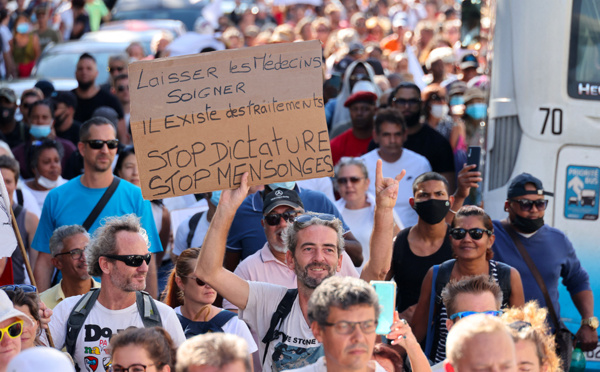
[65,289,163,358]
[186,211,205,248]
[177,310,237,338]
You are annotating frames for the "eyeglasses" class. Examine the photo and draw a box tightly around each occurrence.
[510,199,548,212]
[392,98,421,106]
[109,66,125,73]
[294,213,337,225]
[117,85,129,92]
[337,176,364,185]
[185,276,206,286]
[55,248,86,260]
[322,319,378,335]
[84,139,119,150]
[508,321,532,332]
[449,310,502,321]
[103,253,151,267]
[0,320,23,342]
[110,364,155,372]
[449,228,493,240]
[264,210,300,226]
[0,284,37,293]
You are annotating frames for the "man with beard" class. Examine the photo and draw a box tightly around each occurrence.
[52,91,82,147]
[222,188,359,311]
[0,88,26,149]
[492,173,598,352]
[195,161,404,372]
[330,87,377,165]
[389,82,455,192]
[71,53,128,144]
[40,225,100,309]
[46,215,185,371]
[31,117,162,297]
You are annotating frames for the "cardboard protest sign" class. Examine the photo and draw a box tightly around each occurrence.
[129,40,333,200]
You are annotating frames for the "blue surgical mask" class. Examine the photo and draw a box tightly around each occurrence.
[449,96,464,107]
[16,23,30,34]
[269,182,295,190]
[29,124,51,139]
[465,103,488,120]
[210,190,222,206]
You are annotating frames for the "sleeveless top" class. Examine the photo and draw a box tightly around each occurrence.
[12,33,35,64]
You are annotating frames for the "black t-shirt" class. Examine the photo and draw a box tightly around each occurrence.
[72,88,124,123]
[391,225,454,312]
[56,120,82,147]
[404,124,455,174]
[1,121,27,149]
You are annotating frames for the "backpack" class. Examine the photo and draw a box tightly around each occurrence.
[65,288,163,358]
[261,288,298,364]
[177,310,237,338]
[187,211,205,248]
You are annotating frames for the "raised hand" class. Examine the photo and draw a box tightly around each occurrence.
[375,159,406,209]
[456,163,482,199]
[216,172,250,214]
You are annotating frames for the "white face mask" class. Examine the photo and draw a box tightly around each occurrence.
[37,175,64,189]
[430,104,449,119]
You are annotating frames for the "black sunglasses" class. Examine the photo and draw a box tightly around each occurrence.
[109,66,125,73]
[0,284,37,293]
[337,176,363,185]
[85,139,119,150]
[392,98,421,106]
[264,210,300,226]
[185,276,206,286]
[103,253,151,267]
[117,85,128,92]
[449,228,493,240]
[510,199,548,212]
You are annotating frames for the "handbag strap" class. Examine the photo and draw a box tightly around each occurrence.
[424,264,439,358]
[500,219,561,328]
[82,176,121,231]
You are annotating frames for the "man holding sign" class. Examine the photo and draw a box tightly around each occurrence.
[194,160,404,372]
[31,117,161,296]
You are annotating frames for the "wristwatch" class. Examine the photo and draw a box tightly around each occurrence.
[581,317,599,330]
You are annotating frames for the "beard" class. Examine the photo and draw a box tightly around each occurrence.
[404,111,420,127]
[294,258,336,289]
[111,270,146,292]
[78,80,94,91]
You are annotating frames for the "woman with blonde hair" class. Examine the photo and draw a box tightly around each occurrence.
[502,301,561,372]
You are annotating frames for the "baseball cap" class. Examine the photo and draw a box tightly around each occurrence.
[460,53,479,70]
[462,87,486,105]
[0,88,16,104]
[34,80,55,98]
[447,81,468,97]
[507,173,554,199]
[344,90,377,107]
[263,188,304,215]
[0,290,35,327]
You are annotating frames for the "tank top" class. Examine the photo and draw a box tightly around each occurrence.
[12,33,35,64]
[391,225,454,312]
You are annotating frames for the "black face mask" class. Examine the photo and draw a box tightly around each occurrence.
[414,199,451,225]
[0,107,15,125]
[78,80,94,91]
[512,214,544,233]
[405,111,420,127]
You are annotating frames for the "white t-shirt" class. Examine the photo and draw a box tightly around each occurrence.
[22,178,68,212]
[240,282,324,372]
[335,193,403,272]
[48,293,186,372]
[173,210,210,254]
[285,356,387,372]
[361,149,431,227]
[13,186,42,217]
[174,306,258,353]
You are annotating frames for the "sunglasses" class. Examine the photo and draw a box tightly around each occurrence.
[185,276,206,286]
[510,199,548,212]
[264,210,300,226]
[393,98,421,106]
[85,139,119,150]
[449,310,502,321]
[294,213,337,225]
[109,66,125,73]
[322,319,378,335]
[508,321,532,332]
[0,320,23,342]
[337,176,364,185]
[449,228,493,240]
[54,248,86,260]
[103,253,151,267]
[117,85,129,92]
[0,284,37,293]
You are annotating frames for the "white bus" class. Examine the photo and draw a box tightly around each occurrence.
[483,0,600,366]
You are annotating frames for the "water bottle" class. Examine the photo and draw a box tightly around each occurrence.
[570,344,586,372]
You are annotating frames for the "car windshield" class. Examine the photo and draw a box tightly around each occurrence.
[34,51,114,85]
[113,9,201,31]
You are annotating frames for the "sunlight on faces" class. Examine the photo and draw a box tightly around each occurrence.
[112,344,167,372]
[107,231,149,292]
[450,215,494,261]
[177,275,217,308]
[79,124,117,173]
[0,317,21,367]
[446,330,516,372]
[506,184,546,221]
[76,58,98,85]
[262,205,299,253]
[35,148,61,181]
[413,180,450,202]
[55,233,90,281]
[446,292,499,331]
[515,339,546,372]
[313,305,378,371]
[287,225,342,289]
[12,305,37,350]
[118,153,140,187]
[373,122,406,160]
[337,164,370,206]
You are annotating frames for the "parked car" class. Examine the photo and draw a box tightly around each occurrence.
[100,19,187,36]
[111,0,208,31]
[81,29,164,56]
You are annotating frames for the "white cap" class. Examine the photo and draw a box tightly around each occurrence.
[425,47,455,70]
[0,290,34,327]
[7,347,75,372]
[352,80,378,96]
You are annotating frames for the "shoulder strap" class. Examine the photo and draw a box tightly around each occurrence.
[500,220,560,327]
[211,310,237,329]
[135,291,163,328]
[491,260,512,307]
[261,288,298,364]
[435,259,456,302]
[424,265,440,358]
[82,176,120,231]
[66,289,101,357]
[16,189,23,207]
[12,203,23,217]
[187,211,205,248]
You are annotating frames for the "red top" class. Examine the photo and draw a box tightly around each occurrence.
[330,128,372,165]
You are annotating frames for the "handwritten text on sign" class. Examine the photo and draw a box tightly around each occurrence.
[128,41,333,200]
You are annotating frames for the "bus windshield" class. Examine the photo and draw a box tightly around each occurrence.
[568,0,600,100]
